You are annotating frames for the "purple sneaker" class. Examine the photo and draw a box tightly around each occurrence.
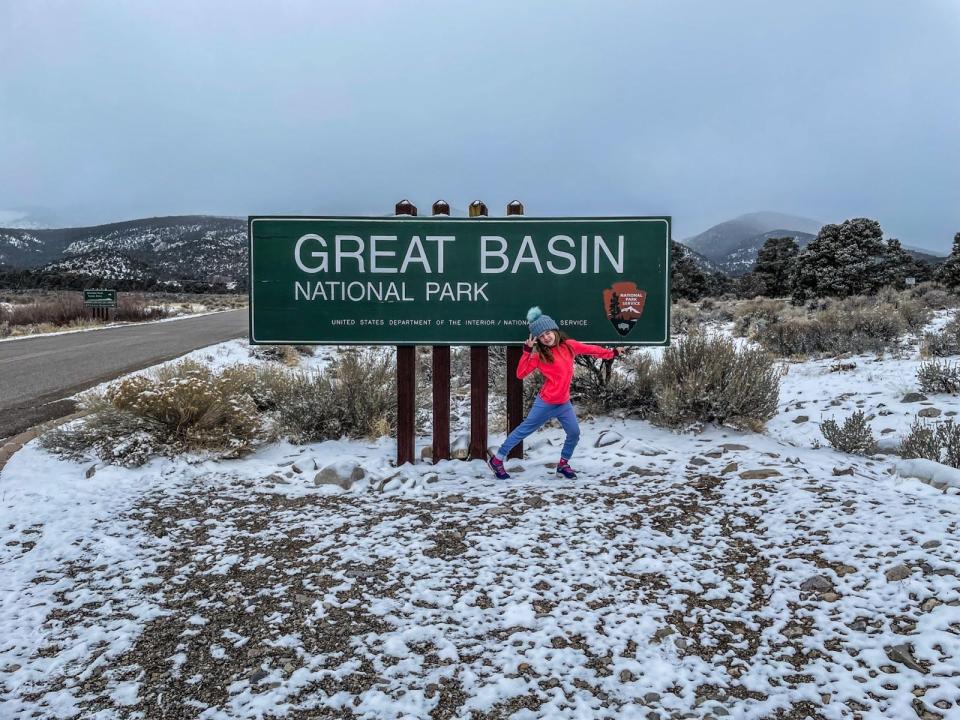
[489,455,510,480]
[556,459,577,479]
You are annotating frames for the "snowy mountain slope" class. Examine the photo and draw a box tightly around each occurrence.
[0,216,246,283]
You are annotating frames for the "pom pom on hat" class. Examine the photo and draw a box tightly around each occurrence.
[526,306,543,323]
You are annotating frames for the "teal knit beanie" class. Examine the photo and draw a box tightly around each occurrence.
[527,306,559,336]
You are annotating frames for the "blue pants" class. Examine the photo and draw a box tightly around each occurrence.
[496,397,581,461]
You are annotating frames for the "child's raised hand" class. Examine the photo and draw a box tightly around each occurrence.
[524,334,535,348]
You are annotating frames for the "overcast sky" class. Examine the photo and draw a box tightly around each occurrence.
[1,0,958,248]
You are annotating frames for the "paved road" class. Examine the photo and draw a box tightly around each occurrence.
[0,310,248,441]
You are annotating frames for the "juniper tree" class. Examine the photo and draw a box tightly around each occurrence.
[936,233,960,290]
[754,236,799,297]
[671,241,713,301]
[791,218,893,301]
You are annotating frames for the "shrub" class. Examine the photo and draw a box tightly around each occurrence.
[270,349,396,443]
[921,314,960,357]
[622,353,658,418]
[917,360,960,395]
[42,361,262,466]
[732,297,791,338]
[899,417,960,468]
[651,334,783,431]
[670,300,700,336]
[908,283,958,311]
[819,410,876,455]
[251,344,302,366]
[570,353,631,415]
[754,303,906,357]
[696,298,735,324]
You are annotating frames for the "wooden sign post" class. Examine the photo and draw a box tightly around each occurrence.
[505,200,525,458]
[394,199,417,466]
[468,200,489,461]
[431,200,451,463]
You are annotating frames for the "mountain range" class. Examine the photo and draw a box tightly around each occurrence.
[0,212,946,287]
[0,216,246,285]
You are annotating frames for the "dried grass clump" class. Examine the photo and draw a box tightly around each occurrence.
[251,344,303,366]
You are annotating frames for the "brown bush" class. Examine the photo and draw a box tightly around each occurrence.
[652,334,783,430]
[732,297,790,338]
[270,349,396,443]
[42,360,262,466]
[753,304,906,357]
[921,314,960,357]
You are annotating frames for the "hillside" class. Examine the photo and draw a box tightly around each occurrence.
[0,216,246,284]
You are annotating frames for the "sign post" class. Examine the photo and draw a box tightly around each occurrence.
[468,201,490,461]
[394,200,417,466]
[431,200,452,463]
[505,200,525,459]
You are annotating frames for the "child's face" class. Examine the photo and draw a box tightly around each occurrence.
[538,330,558,347]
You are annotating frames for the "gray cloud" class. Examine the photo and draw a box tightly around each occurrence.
[1,0,958,249]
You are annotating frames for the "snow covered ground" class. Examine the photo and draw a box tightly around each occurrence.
[2,323,960,719]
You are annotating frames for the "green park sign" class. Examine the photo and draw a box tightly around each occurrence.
[248,216,671,345]
[83,288,117,308]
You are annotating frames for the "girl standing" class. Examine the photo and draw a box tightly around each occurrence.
[489,306,619,480]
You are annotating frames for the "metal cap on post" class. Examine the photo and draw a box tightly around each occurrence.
[468,200,488,218]
[506,200,524,216]
[395,199,417,216]
[431,200,450,216]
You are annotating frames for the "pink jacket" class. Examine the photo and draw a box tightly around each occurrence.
[517,339,615,404]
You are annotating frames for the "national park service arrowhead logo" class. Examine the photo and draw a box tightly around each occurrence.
[603,281,647,336]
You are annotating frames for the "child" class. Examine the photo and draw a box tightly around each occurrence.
[489,306,619,480]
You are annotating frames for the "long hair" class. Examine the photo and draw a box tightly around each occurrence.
[534,330,569,363]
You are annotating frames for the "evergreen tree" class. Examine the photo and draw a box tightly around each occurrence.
[791,218,892,301]
[753,236,799,297]
[671,241,713,301]
[736,272,768,299]
[884,238,924,288]
[936,233,960,290]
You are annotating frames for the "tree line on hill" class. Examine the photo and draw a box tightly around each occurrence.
[0,267,248,294]
[672,218,960,302]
